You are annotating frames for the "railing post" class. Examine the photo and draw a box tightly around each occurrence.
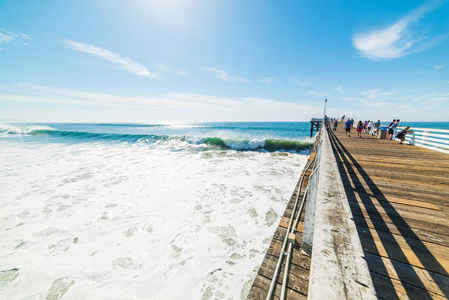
[410,132,415,145]
[421,130,427,147]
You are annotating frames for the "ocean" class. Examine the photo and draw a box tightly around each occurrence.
[0,122,313,300]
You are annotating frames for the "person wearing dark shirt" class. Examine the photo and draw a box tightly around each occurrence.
[396,126,413,144]
[345,119,352,137]
[387,119,396,140]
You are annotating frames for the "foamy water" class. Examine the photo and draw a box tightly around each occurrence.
[0,132,308,299]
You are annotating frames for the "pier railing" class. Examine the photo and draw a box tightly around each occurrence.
[264,121,376,300]
[393,127,449,154]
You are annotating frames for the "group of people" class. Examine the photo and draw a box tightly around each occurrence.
[342,117,413,144]
[386,119,413,144]
[355,120,381,137]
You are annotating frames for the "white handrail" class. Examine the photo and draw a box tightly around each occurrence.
[402,127,449,133]
[393,126,449,154]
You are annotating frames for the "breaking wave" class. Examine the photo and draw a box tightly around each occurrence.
[0,126,312,152]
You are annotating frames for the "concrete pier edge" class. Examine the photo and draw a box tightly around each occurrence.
[307,126,377,299]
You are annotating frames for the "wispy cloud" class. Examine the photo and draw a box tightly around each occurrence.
[157,65,187,75]
[260,77,276,84]
[0,29,30,50]
[361,89,394,99]
[3,84,449,122]
[63,40,156,77]
[336,85,345,93]
[202,68,249,83]
[353,0,447,60]
[1,83,327,122]
[308,91,320,95]
[433,64,445,69]
[292,78,311,86]
[412,69,427,74]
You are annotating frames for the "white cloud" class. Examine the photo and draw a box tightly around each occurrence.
[0,33,15,44]
[3,84,449,122]
[433,65,445,69]
[63,40,156,77]
[260,77,276,84]
[0,29,30,50]
[292,78,311,86]
[361,89,394,99]
[336,86,345,93]
[202,68,249,83]
[157,65,187,75]
[308,91,320,95]
[353,0,447,60]
[1,84,327,122]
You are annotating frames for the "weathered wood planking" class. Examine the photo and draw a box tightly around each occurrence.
[248,139,317,299]
[329,125,449,299]
[365,252,449,298]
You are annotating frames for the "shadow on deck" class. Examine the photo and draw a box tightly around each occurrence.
[328,129,449,299]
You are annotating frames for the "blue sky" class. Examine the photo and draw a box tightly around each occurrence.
[1,0,448,123]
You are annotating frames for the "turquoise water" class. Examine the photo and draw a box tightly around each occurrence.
[0,122,314,152]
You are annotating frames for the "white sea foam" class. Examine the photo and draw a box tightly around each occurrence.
[0,139,307,299]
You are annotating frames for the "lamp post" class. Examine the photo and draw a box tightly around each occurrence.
[324,99,327,119]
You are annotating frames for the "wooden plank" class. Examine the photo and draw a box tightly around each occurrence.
[378,196,441,211]
[369,272,447,300]
[352,215,449,247]
[266,235,311,269]
[357,226,449,276]
[258,254,309,296]
[346,194,449,226]
[278,216,304,232]
[342,159,449,175]
[249,274,307,300]
[347,197,449,228]
[350,205,449,244]
[337,163,449,200]
[364,252,449,298]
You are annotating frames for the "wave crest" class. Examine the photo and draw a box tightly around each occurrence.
[0,126,312,152]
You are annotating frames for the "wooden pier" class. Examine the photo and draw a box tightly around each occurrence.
[309,118,322,138]
[248,124,449,299]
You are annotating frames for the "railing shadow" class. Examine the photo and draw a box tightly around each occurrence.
[327,129,448,299]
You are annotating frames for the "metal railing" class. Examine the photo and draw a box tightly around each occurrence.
[393,127,449,154]
[265,125,323,300]
[301,130,322,256]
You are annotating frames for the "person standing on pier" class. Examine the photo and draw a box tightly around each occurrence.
[333,120,338,131]
[373,120,381,136]
[345,119,352,137]
[356,121,364,138]
[387,119,396,140]
[367,121,373,134]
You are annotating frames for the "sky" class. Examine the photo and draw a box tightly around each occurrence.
[1,0,448,123]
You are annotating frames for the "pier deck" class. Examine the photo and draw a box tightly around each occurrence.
[248,125,449,299]
[328,128,449,299]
